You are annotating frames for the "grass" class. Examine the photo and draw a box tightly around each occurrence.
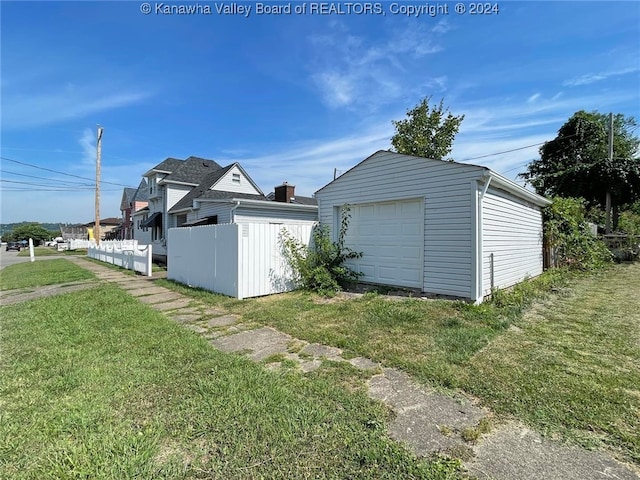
[464,263,640,463]
[157,265,640,466]
[0,280,464,479]
[158,268,571,389]
[16,247,86,257]
[0,259,96,290]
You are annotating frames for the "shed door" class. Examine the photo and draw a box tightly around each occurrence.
[341,199,423,289]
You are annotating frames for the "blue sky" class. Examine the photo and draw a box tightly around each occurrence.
[1,0,639,224]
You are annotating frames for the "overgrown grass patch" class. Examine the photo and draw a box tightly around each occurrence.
[0,284,465,479]
[0,259,96,290]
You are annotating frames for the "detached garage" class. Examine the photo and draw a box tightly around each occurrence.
[315,150,551,303]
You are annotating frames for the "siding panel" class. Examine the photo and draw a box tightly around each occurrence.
[481,187,544,295]
[213,165,262,194]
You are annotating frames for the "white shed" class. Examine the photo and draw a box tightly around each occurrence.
[315,150,551,303]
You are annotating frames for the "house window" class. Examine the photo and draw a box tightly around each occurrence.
[232,173,241,184]
[176,214,187,227]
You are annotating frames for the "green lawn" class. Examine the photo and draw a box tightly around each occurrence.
[4,258,638,473]
[159,264,640,465]
[0,281,462,479]
[464,263,640,463]
[16,247,86,257]
[0,259,96,290]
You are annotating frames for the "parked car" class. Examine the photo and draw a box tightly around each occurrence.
[5,242,21,252]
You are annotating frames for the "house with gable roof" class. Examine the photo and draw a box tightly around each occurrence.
[119,179,148,240]
[133,156,317,263]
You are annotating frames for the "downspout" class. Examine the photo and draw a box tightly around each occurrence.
[475,173,492,303]
[230,200,241,224]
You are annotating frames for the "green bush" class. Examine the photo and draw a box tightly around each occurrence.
[282,206,362,296]
[618,209,640,235]
[544,197,612,270]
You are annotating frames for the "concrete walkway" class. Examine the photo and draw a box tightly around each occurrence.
[8,257,639,480]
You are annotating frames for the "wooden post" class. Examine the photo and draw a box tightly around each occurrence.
[605,113,613,234]
[95,126,103,245]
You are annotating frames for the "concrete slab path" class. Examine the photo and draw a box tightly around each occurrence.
[4,256,638,480]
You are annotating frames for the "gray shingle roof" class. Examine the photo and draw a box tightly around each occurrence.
[265,191,317,205]
[163,157,222,185]
[151,157,183,173]
[132,179,148,202]
[122,187,137,204]
[290,196,317,206]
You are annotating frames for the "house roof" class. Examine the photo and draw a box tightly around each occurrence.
[289,195,317,206]
[132,178,148,202]
[144,157,183,176]
[83,217,122,227]
[267,191,317,205]
[161,157,223,185]
[168,163,266,213]
[170,188,267,213]
[120,187,137,210]
[315,150,550,207]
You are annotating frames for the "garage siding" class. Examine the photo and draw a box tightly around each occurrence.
[316,151,481,298]
[481,187,544,295]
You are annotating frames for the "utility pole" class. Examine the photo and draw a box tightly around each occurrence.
[605,113,613,234]
[95,125,103,245]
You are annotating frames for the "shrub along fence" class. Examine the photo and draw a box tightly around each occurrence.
[601,234,640,261]
[87,240,153,276]
[168,223,313,299]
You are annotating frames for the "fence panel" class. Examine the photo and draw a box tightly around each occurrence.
[168,224,239,298]
[168,223,313,299]
[87,241,152,276]
[240,223,313,299]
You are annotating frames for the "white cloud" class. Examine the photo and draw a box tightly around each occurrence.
[308,21,449,111]
[527,93,541,104]
[79,128,97,167]
[2,87,153,130]
[562,66,639,87]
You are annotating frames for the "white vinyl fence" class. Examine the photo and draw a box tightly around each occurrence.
[168,223,314,299]
[67,239,91,250]
[88,240,153,276]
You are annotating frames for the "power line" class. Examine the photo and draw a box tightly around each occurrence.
[0,156,136,188]
[459,133,579,164]
[0,179,120,191]
[0,169,94,186]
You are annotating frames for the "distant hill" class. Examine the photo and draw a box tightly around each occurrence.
[0,222,62,234]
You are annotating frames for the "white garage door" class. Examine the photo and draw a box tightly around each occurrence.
[341,198,423,288]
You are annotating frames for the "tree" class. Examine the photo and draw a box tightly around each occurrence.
[11,223,54,246]
[521,111,640,229]
[391,97,464,161]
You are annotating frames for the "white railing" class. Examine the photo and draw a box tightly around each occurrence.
[88,241,153,276]
[68,239,138,251]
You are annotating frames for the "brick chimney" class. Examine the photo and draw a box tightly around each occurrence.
[274,182,295,203]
